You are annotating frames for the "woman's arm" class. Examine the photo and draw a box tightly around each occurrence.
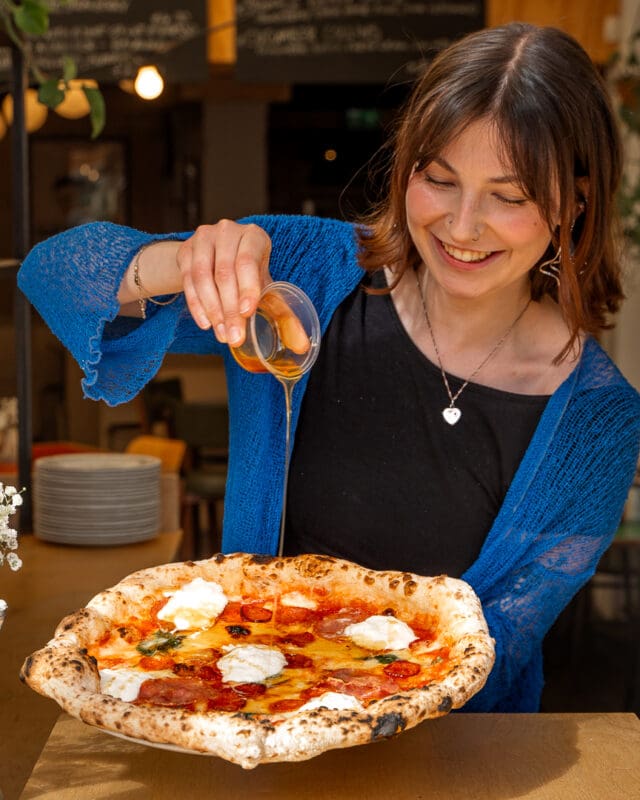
[117,222,273,349]
[463,382,640,712]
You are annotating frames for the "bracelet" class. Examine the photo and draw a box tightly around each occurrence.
[132,242,180,320]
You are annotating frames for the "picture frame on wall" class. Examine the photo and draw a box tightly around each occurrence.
[30,138,129,244]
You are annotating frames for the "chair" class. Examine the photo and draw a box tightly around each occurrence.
[125,435,187,538]
[172,403,229,560]
[125,435,187,473]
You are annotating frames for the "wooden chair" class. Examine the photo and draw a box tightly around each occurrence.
[125,435,187,473]
[173,403,229,560]
[124,435,187,539]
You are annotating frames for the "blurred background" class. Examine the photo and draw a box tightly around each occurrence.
[0,0,638,716]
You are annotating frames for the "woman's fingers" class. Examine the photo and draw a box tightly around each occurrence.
[178,221,272,344]
[260,293,311,355]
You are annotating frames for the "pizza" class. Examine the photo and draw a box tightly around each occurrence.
[20,553,494,768]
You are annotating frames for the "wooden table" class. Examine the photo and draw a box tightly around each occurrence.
[17,712,640,799]
[0,531,182,800]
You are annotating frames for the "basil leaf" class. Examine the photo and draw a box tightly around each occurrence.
[136,630,185,656]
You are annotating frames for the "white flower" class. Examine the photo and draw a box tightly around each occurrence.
[0,484,24,620]
[6,552,22,571]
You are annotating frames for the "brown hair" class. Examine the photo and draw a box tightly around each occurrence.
[357,23,624,360]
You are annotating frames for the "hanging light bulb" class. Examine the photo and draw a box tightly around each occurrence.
[54,79,98,120]
[2,89,48,133]
[134,65,164,100]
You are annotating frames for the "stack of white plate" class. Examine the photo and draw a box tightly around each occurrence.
[34,453,161,545]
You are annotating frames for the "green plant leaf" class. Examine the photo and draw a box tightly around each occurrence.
[13,0,49,36]
[62,55,77,82]
[37,78,65,109]
[84,86,106,139]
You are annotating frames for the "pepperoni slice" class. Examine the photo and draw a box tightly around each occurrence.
[268,697,305,713]
[241,604,273,623]
[206,688,247,712]
[233,682,267,697]
[279,631,315,647]
[276,606,313,624]
[137,677,218,708]
[195,664,222,683]
[321,670,400,702]
[284,653,313,669]
[382,660,421,678]
[313,608,369,639]
[138,654,175,671]
[219,602,243,623]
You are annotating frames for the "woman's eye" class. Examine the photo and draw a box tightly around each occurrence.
[495,193,527,206]
[425,175,453,188]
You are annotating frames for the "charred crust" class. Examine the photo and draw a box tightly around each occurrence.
[69,659,84,672]
[213,553,226,564]
[20,656,33,681]
[364,575,375,585]
[250,554,275,565]
[371,713,406,740]
[437,696,452,713]
[403,581,417,596]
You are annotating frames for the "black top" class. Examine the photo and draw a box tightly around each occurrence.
[283,275,549,577]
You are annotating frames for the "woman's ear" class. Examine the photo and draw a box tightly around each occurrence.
[575,177,589,215]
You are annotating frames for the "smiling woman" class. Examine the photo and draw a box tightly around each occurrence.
[16,22,640,717]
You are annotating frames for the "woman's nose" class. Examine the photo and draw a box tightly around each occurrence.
[446,199,483,244]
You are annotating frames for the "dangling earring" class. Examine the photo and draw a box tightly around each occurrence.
[538,246,562,286]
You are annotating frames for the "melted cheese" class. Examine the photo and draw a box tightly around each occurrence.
[100,667,173,701]
[157,578,228,630]
[298,691,365,713]
[217,644,287,683]
[344,615,417,650]
[280,591,317,609]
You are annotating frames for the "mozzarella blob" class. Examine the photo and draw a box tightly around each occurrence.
[157,578,228,630]
[344,615,417,650]
[280,591,317,609]
[100,667,172,702]
[298,691,365,713]
[218,644,287,684]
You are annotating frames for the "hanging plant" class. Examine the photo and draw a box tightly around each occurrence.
[0,0,105,137]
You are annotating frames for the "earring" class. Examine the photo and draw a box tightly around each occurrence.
[538,246,562,286]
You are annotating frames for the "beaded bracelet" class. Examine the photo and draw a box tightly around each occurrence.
[132,242,180,320]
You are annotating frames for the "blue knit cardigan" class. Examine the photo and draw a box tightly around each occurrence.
[19,215,640,712]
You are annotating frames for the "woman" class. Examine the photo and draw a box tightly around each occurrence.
[18,23,640,712]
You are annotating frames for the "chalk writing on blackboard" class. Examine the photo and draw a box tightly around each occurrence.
[0,0,207,84]
[236,0,485,83]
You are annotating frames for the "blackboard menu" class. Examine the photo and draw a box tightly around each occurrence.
[0,0,208,84]
[236,0,485,84]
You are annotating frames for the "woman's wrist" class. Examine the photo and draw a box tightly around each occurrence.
[118,240,183,315]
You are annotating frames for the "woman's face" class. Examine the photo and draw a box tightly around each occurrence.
[405,119,555,302]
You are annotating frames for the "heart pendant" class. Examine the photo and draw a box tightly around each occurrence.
[442,407,461,425]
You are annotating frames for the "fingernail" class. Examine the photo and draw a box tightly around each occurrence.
[239,298,251,314]
[228,326,242,345]
[216,324,227,342]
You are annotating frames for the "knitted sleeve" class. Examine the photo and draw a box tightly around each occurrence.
[463,377,640,712]
[17,222,201,405]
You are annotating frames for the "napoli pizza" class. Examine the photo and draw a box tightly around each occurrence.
[20,553,495,768]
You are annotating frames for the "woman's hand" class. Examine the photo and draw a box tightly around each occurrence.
[177,220,273,346]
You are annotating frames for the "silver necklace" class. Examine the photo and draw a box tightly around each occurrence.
[415,271,531,425]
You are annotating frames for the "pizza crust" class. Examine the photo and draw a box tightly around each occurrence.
[20,553,495,768]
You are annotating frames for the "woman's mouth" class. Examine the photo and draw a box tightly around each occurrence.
[440,240,493,262]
